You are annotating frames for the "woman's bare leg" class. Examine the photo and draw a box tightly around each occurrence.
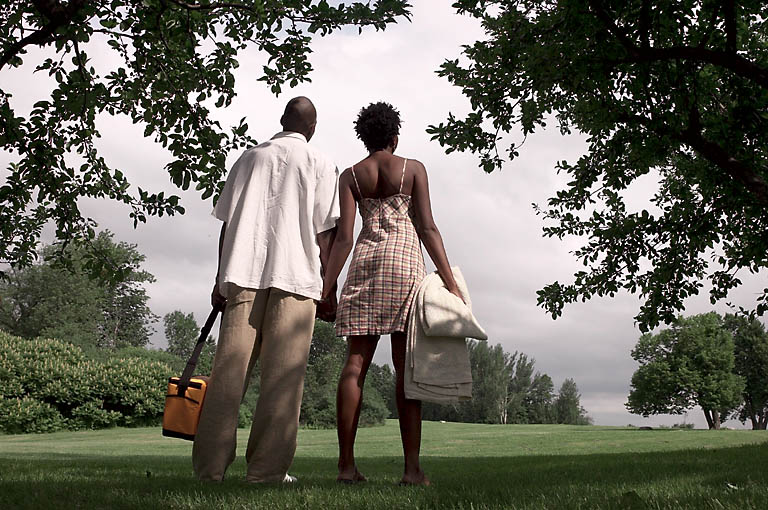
[391,332,429,486]
[336,334,379,482]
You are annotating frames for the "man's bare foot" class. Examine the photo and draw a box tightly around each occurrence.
[398,471,430,486]
[337,467,367,484]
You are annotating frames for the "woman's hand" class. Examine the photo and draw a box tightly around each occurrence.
[447,284,465,304]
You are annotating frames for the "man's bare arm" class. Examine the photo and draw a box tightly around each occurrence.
[316,227,337,278]
[316,226,338,321]
[211,222,227,308]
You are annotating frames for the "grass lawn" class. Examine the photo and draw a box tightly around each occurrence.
[1,420,768,509]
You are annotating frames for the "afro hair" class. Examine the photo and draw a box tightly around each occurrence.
[354,102,401,152]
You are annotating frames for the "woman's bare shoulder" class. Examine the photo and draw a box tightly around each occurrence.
[405,158,427,175]
[338,167,356,185]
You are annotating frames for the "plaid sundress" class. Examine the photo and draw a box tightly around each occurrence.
[335,159,427,336]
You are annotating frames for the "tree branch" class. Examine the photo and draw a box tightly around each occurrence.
[678,125,768,209]
[724,0,737,55]
[619,111,768,208]
[624,46,768,90]
[0,0,86,71]
[589,0,767,89]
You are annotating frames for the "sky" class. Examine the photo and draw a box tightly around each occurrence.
[2,1,766,428]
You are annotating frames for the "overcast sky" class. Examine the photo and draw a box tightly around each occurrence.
[2,1,766,428]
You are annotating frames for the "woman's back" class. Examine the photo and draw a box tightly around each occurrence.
[336,154,426,336]
[349,154,414,200]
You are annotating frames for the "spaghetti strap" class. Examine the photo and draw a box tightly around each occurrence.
[351,165,362,198]
[399,158,407,194]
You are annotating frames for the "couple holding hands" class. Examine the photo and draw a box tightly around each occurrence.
[193,97,460,486]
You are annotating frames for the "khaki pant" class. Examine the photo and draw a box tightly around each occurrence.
[192,285,315,482]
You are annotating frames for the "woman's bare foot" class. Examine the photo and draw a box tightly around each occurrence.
[337,467,367,484]
[398,471,430,486]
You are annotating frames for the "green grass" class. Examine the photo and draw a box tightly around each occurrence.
[1,420,768,509]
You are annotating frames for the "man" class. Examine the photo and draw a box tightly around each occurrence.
[192,96,339,483]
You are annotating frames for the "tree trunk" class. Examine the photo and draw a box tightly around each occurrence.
[713,411,721,430]
[746,397,759,429]
[703,408,715,429]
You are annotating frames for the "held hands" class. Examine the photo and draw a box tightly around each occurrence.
[316,282,338,322]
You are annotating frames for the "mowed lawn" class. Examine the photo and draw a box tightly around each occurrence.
[1,421,768,509]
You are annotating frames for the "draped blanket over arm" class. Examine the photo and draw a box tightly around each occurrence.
[404,267,488,403]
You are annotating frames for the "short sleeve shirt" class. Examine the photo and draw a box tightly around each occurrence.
[213,131,340,300]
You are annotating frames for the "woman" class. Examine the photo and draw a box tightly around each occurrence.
[321,102,461,486]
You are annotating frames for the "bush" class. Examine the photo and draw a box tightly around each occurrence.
[85,346,186,373]
[0,396,66,434]
[0,331,174,433]
[70,401,122,430]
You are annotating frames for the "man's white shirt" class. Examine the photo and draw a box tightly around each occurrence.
[213,131,340,300]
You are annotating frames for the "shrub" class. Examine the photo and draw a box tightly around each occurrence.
[0,331,174,433]
[85,346,186,373]
[0,396,66,434]
[70,401,122,430]
[100,357,174,426]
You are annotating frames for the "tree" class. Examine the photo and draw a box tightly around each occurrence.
[0,1,410,273]
[506,353,535,424]
[90,232,156,349]
[465,341,512,424]
[0,251,104,348]
[554,378,591,425]
[724,313,768,429]
[429,1,768,331]
[627,312,744,429]
[525,373,555,424]
[163,310,199,359]
[0,231,156,349]
[366,362,396,419]
[308,319,345,366]
[163,310,216,375]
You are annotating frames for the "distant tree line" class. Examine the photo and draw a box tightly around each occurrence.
[421,342,591,426]
[627,312,768,430]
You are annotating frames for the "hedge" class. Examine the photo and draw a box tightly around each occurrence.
[0,331,174,433]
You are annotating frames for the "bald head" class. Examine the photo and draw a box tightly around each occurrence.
[281,96,317,141]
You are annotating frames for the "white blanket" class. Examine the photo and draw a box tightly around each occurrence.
[404,267,487,403]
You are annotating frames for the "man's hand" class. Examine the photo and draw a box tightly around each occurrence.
[211,282,226,309]
[316,284,338,322]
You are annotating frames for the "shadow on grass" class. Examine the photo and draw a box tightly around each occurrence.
[2,444,768,509]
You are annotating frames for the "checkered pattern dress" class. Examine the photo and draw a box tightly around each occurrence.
[335,159,427,336]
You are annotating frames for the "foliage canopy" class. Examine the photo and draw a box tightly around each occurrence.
[724,313,768,429]
[626,312,744,429]
[431,0,768,330]
[0,0,410,273]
